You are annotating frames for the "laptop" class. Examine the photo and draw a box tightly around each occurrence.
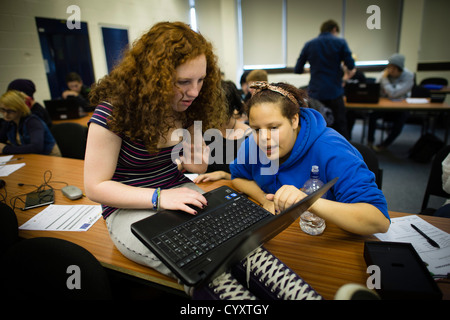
[131,178,337,287]
[345,82,380,103]
[44,99,87,120]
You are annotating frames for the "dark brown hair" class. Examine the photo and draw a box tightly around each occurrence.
[320,20,340,33]
[245,82,308,120]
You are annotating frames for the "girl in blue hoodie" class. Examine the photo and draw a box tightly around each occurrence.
[230,82,390,236]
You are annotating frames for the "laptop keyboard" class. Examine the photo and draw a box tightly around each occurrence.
[152,198,270,268]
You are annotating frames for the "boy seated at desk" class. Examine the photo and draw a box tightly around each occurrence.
[367,54,414,152]
[62,72,94,112]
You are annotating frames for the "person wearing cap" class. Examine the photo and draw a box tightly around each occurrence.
[7,79,52,128]
[378,53,414,99]
[367,53,414,151]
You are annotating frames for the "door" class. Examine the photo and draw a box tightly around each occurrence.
[101,26,129,74]
[36,17,95,99]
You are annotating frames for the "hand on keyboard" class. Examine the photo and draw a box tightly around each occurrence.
[159,187,207,215]
[260,195,276,215]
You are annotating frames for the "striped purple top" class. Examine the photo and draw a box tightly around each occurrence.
[89,102,190,219]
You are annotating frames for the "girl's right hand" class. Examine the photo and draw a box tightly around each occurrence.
[158,187,208,215]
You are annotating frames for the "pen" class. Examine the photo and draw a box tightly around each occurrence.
[0,157,24,164]
[411,224,440,249]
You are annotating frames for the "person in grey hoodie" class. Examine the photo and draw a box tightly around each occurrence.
[368,53,414,151]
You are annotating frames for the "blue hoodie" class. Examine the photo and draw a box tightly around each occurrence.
[230,108,389,220]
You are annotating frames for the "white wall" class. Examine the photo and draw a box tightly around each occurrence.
[0,0,190,103]
[0,0,448,104]
[195,0,239,84]
[264,0,450,89]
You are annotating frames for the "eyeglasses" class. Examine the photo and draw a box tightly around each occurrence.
[0,108,17,115]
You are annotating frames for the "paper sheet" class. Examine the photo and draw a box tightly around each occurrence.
[0,155,13,163]
[184,173,198,181]
[406,98,429,104]
[0,163,25,177]
[19,205,102,232]
[374,215,450,276]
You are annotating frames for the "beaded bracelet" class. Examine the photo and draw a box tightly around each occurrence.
[152,187,161,210]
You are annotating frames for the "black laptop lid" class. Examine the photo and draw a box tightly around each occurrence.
[345,82,380,103]
[44,99,85,120]
[208,178,338,282]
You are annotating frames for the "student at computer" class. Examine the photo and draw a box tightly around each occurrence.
[230,82,390,236]
[84,20,228,281]
[62,72,94,111]
[367,54,414,151]
[0,90,61,156]
[84,22,322,301]
[7,79,52,128]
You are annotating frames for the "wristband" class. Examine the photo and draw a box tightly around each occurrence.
[152,187,161,210]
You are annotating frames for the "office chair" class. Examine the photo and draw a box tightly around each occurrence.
[0,237,112,299]
[421,145,450,213]
[51,123,88,159]
[420,77,448,104]
[407,77,448,136]
[351,142,383,189]
[419,77,448,87]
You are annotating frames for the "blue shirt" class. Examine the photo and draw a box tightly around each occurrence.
[294,32,355,100]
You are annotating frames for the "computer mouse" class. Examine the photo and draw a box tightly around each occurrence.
[61,185,83,200]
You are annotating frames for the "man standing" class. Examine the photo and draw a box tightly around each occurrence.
[294,20,355,139]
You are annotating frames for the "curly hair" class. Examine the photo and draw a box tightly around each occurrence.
[245,82,308,120]
[89,21,227,152]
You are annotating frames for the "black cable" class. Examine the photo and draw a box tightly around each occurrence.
[9,170,68,210]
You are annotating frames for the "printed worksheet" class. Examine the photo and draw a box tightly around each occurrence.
[19,205,102,232]
[374,215,450,276]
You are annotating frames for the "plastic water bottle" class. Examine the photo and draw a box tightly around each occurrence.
[299,165,326,235]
